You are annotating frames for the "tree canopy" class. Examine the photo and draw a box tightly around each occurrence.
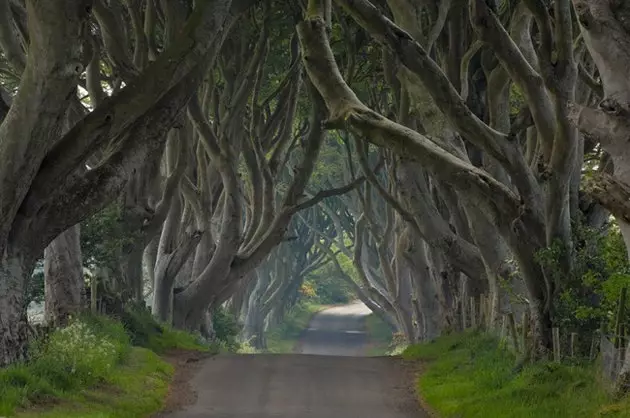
[1,0,630,390]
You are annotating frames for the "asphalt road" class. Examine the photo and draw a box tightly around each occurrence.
[295,301,372,356]
[161,303,427,418]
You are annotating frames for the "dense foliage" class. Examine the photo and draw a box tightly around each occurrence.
[533,220,630,355]
[301,262,355,305]
[211,307,243,352]
[81,204,142,272]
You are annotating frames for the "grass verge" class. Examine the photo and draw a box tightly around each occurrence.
[0,310,211,417]
[265,302,326,353]
[14,347,172,418]
[364,314,407,356]
[403,331,630,417]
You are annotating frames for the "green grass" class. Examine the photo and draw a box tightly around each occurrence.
[119,308,211,354]
[0,311,211,417]
[403,331,630,418]
[14,347,172,418]
[265,302,326,353]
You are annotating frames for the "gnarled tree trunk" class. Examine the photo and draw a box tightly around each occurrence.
[0,251,31,366]
[44,224,84,326]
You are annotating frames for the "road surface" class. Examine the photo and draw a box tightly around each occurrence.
[296,301,372,356]
[160,302,426,418]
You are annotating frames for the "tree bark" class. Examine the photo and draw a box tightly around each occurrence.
[44,224,84,326]
[0,0,90,366]
[298,3,560,354]
[0,0,91,257]
[0,0,243,366]
[121,243,144,303]
[153,230,202,323]
[0,250,30,366]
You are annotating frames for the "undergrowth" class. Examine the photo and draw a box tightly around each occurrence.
[0,310,210,417]
[211,307,242,352]
[119,308,212,353]
[403,331,630,417]
[14,347,172,418]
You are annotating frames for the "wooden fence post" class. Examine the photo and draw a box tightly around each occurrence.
[470,296,477,329]
[462,297,468,330]
[570,333,578,358]
[485,294,493,330]
[90,275,98,314]
[507,312,519,353]
[488,294,495,331]
[521,311,530,358]
[479,293,487,328]
[589,331,598,361]
[553,327,561,362]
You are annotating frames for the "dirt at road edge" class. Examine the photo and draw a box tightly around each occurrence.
[398,357,438,417]
[152,349,214,417]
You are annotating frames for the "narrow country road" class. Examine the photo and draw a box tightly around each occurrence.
[160,303,427,418]
[296,301,372,356]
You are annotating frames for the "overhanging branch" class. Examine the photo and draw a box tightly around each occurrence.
[297,15,526,226]
[583,172,630,224]
[290,175,367,214]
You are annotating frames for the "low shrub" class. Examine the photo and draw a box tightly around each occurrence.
[212,307,242,352]
[0,310,209,416]
[119,307,164,348]
[149,326,210,353]
[31,319,127,390]
[14,347,173,418]
[118,307,208,353]
[0,315,130,415]
[236,340,259,354]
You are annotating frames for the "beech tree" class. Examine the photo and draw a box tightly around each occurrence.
[123,3,365,333]
[0,0,252,366]
[295,0,610,355]
[3,0,630,373]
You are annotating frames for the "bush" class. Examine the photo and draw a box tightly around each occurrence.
[150,326,211,353]
[119,307,165,347]
[0,315,131,415]
[119,306,210,353]
[212,307,242,351]
[306,267,355,304]
[533,220,630,356]
[30,316,130,389]
[119,305,242,353]
[0,309,211,416]
[3,347,174,418]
